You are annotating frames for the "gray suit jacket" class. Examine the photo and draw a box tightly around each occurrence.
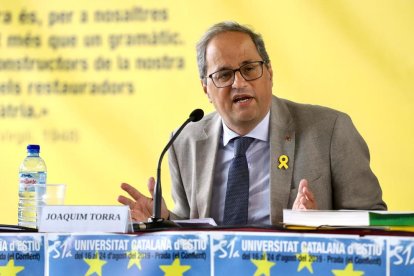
[168,96,386,224]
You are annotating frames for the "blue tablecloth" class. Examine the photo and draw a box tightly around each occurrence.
[0,230,413,275]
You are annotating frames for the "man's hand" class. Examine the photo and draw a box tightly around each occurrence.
[292,179,317,210]
[117,177,169,221]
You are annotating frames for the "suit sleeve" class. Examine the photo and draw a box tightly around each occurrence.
[167,140,191,220]
[330,113,387,210]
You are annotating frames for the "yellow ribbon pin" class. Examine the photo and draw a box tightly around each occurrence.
[278,155,289,169]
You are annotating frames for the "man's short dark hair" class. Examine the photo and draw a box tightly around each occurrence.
[196,21,270,83]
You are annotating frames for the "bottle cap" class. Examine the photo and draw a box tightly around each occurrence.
[27,144,40,152]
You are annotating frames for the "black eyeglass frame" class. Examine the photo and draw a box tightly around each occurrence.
[206,60,267,88]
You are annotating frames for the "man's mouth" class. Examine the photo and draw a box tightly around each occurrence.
[233,96,253,103]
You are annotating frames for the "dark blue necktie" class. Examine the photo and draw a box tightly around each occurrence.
[223,137,254,225]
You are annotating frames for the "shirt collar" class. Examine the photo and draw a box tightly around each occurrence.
[222,111,270,146]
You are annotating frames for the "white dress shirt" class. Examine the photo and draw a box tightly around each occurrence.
[210,112,271,225]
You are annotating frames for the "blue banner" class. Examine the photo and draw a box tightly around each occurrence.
[212,232,386,276]
[0,231,412,275]
[47,232,210,275]
[388,237,414,276]
[0,234,45,276]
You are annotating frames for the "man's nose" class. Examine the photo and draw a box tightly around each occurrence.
[232,70,248,88]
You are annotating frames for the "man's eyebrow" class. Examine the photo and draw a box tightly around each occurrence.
[213,65,232,72]
[240,59,257,66]
[213,60,257,72]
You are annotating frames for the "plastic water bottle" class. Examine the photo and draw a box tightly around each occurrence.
[18,144,47,228]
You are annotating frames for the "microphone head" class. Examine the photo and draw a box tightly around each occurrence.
[189,109,204,122]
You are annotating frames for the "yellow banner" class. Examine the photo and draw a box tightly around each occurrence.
[0,0,413,224]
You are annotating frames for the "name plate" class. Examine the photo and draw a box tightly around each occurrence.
[38,205,131,233]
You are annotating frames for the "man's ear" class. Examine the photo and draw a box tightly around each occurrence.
[201,79,212,102]
[267,62,274,82]
[201,79,207,94]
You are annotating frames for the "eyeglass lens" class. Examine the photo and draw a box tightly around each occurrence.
[210,61,263,88]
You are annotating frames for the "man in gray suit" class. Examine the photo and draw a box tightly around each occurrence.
[118,22,386,225]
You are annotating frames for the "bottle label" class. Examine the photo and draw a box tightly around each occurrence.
[19,172,47,191]
[18,171,46,228]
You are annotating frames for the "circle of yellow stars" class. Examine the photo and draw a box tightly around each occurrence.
[0,249,366,276]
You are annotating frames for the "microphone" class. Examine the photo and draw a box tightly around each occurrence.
[141,108,204,229]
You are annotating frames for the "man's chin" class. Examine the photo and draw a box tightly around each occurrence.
[231,114,261,129]
[233,109,259,121]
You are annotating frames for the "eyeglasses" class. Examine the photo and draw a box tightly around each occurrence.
[206,61,265,88]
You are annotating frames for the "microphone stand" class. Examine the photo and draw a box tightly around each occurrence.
[147,119,191,229]
[135,109,203,230]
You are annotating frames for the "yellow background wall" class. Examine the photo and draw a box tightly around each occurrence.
[0,0,413,224]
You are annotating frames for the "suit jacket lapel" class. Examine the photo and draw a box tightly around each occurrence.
[269,96,296,224]
[194,114,222,218]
